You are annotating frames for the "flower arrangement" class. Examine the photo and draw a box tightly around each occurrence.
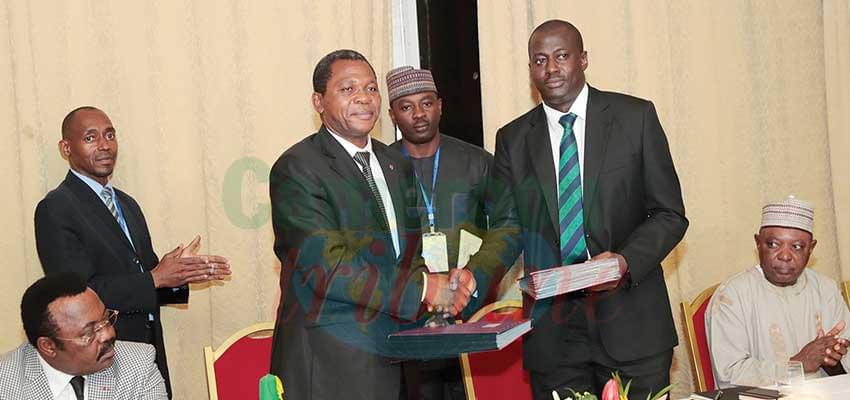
[552,372,672,400]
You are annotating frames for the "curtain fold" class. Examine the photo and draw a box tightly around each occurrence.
[0,1,392,397]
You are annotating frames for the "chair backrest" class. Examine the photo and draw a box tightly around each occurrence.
[842,281,850,309]
[680,284,719,392]
[204,322,275,400]
[459,300,532,400]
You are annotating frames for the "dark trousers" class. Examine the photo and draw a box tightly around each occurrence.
[402,358,466,400]
[529,298,672,400]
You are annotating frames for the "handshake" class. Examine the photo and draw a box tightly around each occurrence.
[422,268,477,318]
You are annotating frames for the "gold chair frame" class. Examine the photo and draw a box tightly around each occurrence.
[680,284,719,392]
[203,322,275,400]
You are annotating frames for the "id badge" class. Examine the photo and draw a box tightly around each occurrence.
[422,232,449,273]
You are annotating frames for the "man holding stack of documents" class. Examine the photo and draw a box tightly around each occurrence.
[487,19,688,399]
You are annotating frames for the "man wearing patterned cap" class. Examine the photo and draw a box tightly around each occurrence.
[707,196,850,388]
[386,66,513,399]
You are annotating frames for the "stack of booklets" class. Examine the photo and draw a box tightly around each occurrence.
[518,258,621,299]
[388,318,531,359]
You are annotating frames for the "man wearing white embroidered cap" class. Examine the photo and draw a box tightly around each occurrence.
[707,196,850,388]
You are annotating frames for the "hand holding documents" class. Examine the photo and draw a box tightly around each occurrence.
[518,258,622,299]
[388,318,532,359]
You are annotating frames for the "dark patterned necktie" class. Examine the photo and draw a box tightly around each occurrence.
[70,376,85,400]
[558,113,588,264]
[353,152,389,230]
[100,188,120,222]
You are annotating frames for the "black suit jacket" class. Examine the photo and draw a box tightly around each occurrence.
[269,127,428,399]
[390,134,514,318]
[34,171,186,394]
[489,87,688,371]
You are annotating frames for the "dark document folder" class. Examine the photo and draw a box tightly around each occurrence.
[388,318,531,359]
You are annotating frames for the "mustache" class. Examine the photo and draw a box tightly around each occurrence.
[97,340,116,360]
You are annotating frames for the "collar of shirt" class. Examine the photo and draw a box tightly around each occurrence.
[755,264,809,297]
[326,127,374,157]
[542,82,589,126]
[37,352,83,400]
[70,169,115,199]
[543,83,589,188]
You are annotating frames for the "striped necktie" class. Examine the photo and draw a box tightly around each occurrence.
[100,188,120,222]
[558,113,588,265]
[353,151,390,230]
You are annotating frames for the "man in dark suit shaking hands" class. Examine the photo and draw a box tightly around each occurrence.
[488,20,688,399]
[34,106,232,398]
[268,50,474,399]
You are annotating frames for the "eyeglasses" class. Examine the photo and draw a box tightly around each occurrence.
[53,309,119,346]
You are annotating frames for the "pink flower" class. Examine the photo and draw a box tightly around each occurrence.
[601,378,619,400]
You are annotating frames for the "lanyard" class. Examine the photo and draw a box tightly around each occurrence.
[402,146,441,232]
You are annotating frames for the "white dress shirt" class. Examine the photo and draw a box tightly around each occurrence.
[37,353,86,400]
[543,83,589,191]
[327,130,401,257]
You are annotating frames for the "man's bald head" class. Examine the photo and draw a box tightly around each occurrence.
[528,19,584,57]
[61,106,102,139]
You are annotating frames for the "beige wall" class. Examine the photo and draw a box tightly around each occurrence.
[1,0,847,398]
[478,0,849,397]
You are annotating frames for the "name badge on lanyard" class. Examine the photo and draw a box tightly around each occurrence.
[405,146,448,273]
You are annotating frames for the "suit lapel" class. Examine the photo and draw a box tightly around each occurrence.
[317,129,390,233]
[115,190,142,252]
[525,105,560,235]
[86,364,116,400]
[582,87,614,219]
[23,346,52,400]
[63,172,137,254]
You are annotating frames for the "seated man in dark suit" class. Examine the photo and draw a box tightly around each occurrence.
[0,272,167,400]
[34,106,232,397]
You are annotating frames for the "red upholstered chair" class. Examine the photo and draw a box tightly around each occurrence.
[204,322,275,400]
[681,285,719,392]
[459,300,532,400]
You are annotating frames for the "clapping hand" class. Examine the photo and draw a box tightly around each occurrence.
[792,320,849,372]
[151,235,232,289]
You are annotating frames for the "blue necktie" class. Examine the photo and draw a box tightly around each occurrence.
[558,113,587,265]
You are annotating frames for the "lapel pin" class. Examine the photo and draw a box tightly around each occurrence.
[389,164,394,171]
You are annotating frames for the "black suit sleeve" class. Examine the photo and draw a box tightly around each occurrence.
[34,195,160,313]
[476,128,524,273]
[270,154,428,322]
[463,148,522,313]
[618,101,688,284]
